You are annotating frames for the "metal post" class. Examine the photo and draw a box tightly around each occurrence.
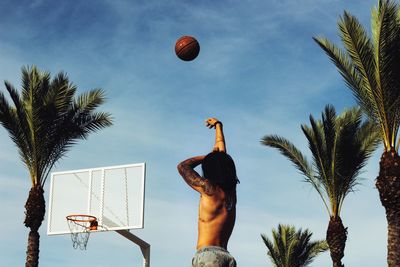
[116,230,150,267]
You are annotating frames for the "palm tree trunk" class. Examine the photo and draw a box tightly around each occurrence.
[326,216,347,267]
[332,262,344,267]
[26,231,40,267]
[376,149,400,267]
[24,185,45,267]
[386,209,400,267]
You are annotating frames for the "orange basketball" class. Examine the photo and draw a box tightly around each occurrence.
[175,36,200,61]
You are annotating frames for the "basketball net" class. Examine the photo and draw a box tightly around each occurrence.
[66,215,98,250]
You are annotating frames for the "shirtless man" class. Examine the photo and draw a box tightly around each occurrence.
[177,118,239,267]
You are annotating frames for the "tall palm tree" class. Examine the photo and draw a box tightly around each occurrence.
[313,1,400,265]
[262,105,380,267]
[0,66,113,267]
[261,224,328,267]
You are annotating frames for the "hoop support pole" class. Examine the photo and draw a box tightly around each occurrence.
[116,230,150,267]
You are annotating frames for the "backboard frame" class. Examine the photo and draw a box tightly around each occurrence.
[47,163,146,236]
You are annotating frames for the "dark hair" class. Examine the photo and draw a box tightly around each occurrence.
[201,151,239,191]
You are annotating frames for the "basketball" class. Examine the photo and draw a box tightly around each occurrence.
[175,36,200,61]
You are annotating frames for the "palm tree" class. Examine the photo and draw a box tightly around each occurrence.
[0,66,113,267]
[261,105,380,267]
[313,1,400,265]
[261,224,328,267]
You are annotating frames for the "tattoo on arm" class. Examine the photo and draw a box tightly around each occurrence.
[177,157,215,195]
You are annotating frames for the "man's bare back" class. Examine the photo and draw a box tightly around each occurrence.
[177,156,237,249]
[177,118,238,266]
[197,188,236,249]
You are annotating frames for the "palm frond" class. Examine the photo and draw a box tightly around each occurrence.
[340,10,392,151]
[0,65,113,187]
[74,88,107,114]
[262,105,380,217]
[301,121,333,201]
[333,108,364,214]
[315,1,400,152]
[21,66,50,103]
[0,90,32,167]
[322,105,337,174]
[313,37,378,122]
[339,12,377,98]
[2,82,37,182]
[303,117,330,184]
[262,134,330,215]
[262,224,328,267]
[375,1,400,149]
[261,234,280,267]
[261,135,313,178]
[39,111,112,187]
[45,72,76,112]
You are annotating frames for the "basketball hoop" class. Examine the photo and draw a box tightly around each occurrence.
[66,215,98,250]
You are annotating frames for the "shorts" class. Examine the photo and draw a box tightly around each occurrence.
[192,246,236,267]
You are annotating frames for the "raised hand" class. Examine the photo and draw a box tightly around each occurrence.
[205,118,221,129]
[205,117,226,153]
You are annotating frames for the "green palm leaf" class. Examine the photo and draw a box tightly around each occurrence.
[262,105,380,217]
[0,65,113,186]
[314,0,400,151]
[261,135,313,178]
[261,224,328,267]
[261,134,330,214]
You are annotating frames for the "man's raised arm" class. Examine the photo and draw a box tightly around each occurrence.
[205,118,226,153]
[177,156,215,195]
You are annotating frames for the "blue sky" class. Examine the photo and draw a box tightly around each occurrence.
[0,0,387,266]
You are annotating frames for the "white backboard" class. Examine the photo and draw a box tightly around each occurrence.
[47,163,146,235]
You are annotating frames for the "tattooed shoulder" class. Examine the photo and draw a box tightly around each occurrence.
[177,163,216,195]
